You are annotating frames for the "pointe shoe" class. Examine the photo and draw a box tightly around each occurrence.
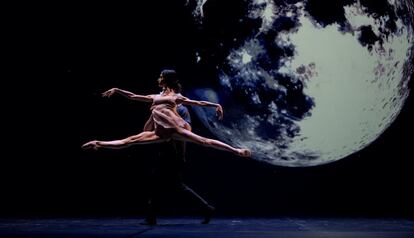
[238,149,251,157]
[81,140,99,150]
[201,205,215,224]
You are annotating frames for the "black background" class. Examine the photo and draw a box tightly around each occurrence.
[2,1,413,218]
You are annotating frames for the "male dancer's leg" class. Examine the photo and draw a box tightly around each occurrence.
[144,167,159,225]
[179,183,215,224]
[173,141,215,224]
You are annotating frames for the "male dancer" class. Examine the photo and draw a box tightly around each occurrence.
[144,103,215,225]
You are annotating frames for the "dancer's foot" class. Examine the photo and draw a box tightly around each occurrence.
[237,148,251,157]
[201,205,215,224]
[81,140,100,150]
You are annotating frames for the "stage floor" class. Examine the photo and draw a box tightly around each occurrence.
[1,217,413,238]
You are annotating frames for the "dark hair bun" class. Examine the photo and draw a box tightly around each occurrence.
[161,69,182,93]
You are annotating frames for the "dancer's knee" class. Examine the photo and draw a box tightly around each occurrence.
[201,138,213,146]
[121,137,135,145]
[175,128,211,146]
[119,139,129,145]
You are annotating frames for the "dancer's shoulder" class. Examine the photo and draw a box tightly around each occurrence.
[175,93,189,103]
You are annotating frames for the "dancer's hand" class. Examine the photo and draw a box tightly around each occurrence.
[102,88,118,98]
[216,104,223,120]
[82,140,100,150]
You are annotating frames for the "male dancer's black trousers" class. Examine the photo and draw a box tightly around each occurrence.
[146,141,211,221]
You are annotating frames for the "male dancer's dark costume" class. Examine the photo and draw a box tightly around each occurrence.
[145,105,214,225]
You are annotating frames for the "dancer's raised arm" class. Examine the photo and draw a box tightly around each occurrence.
[102,88,155,102]
[178,96,223,120]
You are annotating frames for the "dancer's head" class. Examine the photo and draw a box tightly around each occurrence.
[158,69,182,93]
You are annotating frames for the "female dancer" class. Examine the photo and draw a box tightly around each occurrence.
[82,69,251,157]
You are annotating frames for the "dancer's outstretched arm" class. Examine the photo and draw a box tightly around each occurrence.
[102,88,155,102]
[178,96,224,120]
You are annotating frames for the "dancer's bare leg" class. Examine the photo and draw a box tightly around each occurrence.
[82,131,164,150]
[172,129,251,157]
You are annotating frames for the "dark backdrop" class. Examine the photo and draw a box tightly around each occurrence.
[2,1,413,218]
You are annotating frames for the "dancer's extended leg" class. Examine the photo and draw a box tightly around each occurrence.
[82,131,164,150]
[172,128,251,157]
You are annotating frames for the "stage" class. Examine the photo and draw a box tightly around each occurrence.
[1,217,413,238]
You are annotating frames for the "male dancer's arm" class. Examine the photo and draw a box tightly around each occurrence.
[177,104,192,131]
[176,104,192,158]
